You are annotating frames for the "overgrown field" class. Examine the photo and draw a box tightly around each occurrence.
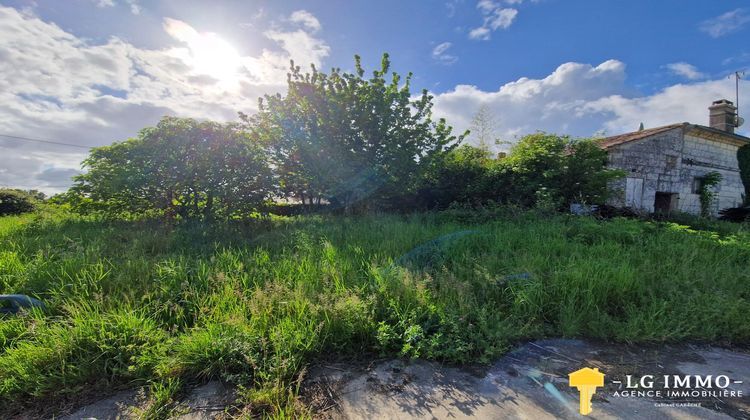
[1,208,749,417]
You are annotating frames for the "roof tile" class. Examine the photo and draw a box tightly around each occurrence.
[597,123,686,149]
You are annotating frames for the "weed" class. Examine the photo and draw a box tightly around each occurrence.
[0,208,748,416]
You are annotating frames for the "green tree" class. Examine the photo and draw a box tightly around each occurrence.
[69,117,273,220]
[417,144,493,208]
[0,189,37,216]
[502,133,568,207]
[255,54,465,212]
[560,139,624,205]
[501,133,624,208]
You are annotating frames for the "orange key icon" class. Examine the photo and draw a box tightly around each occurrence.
[569,367,605,415]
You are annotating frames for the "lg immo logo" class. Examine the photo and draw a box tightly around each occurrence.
[568,367,604,415]
[569,367,745,415]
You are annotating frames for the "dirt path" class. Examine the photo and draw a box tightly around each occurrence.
[303,339,750,419]
[58,339,750,419]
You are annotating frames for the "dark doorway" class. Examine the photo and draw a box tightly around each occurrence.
[654,192,678,213]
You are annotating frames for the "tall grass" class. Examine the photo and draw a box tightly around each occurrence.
[0,207,749,417]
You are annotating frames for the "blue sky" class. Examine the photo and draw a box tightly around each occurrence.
[1,0,750,192]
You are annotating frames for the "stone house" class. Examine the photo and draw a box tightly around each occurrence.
[600,99,749,215]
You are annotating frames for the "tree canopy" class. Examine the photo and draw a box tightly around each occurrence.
[415,133,624,210]
[60,54,625,220]
[68,117,273,219]
[255,53,465,212]
[0,189,38,216]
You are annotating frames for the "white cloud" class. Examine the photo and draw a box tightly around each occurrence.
[431,59,749,149]
[469,0,518,40]
[289,10,321,33]
[432,42,458,65]
[477,0,499,13]
[0,6,329,193]
[665,62,705,80]
[468,26,491,40]
[583,80,748,136]
[90,0,140,15]
[488,7,517,30]
[264,29,330,72]
[126,0,140,15]
[699,8,750,38]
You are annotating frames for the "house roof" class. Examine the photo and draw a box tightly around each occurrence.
[598,123,750,149]
[597,123,686,149]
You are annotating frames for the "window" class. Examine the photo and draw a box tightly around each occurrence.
[692,177,705,194]
[665,155,677,170]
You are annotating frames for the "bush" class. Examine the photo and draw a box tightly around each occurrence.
[0,189,36,216]
[502,133,625,208]
[414,134,625,211]
[416,145,494,209]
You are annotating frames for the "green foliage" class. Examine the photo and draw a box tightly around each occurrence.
[417,144,494,208]
[416,133,624,210]
[698,171,723,218]
[158,322,263,383]
[738,144,750,203]
[138,377,182,420]
[1,210,749,416]
[502,133,625,208]
[0,306,166,403]
[0,189,37,216]
[59,55,620,217]
[255,53,465,212]
[67,117,274,220]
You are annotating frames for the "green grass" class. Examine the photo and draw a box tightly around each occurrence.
[1,207,749,417]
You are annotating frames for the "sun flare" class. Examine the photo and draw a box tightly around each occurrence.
[187,33,242,84]
[164,18,243,88]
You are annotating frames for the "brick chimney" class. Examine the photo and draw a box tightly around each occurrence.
[708,99,737,133]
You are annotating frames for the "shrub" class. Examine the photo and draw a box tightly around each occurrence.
[502,133,625,208]
[416,144,494,209]
[0,189,36,216]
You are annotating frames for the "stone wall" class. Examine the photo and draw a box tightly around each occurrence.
[606,127,746,215]
[678,133,745,214]
[606,127,683,213]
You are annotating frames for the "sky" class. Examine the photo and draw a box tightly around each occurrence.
[1,0,750,194]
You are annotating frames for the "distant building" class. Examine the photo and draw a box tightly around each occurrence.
[600,100,749,215]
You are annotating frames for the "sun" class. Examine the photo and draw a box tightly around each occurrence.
[186,32,242,85]
[164,18,243,88]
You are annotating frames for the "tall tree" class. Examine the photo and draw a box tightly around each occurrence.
[469,104,498,151]
[255,53,466,212]
[68,117,274,220]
